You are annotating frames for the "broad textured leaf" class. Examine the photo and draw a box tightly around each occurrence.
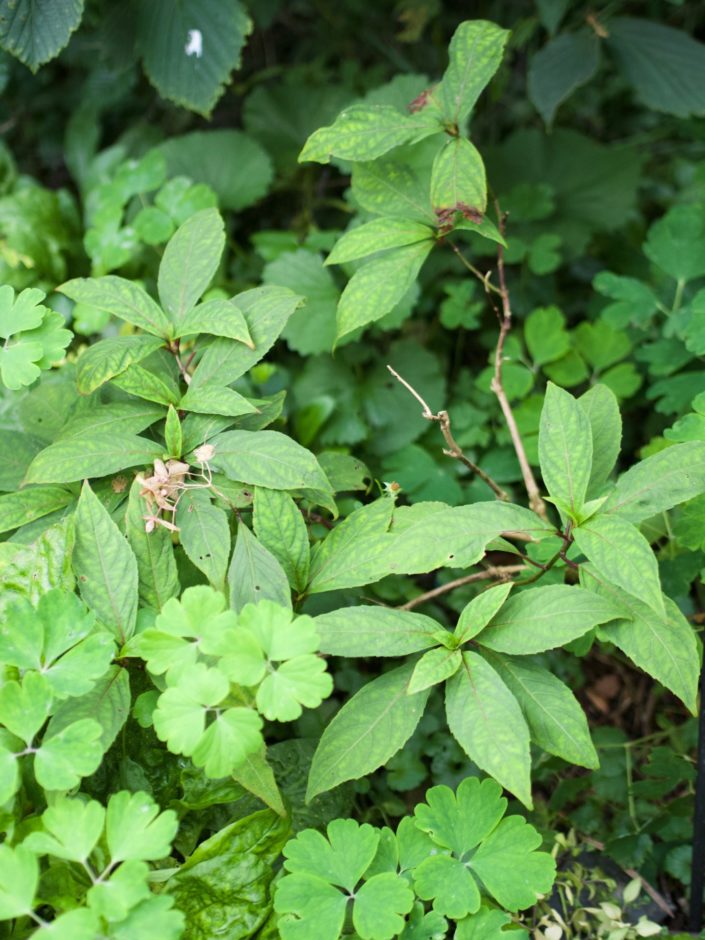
[59,277,171,337]
[528,30,600,125]
[573,513,664,615]
[430,137,486,212]
[326,219,433,266]
[539,381,592,514]
[336,241,432,340]
[579,383,621,497]
[58,401,165,441]
[487,653,598,768]
[125,478,179,610]
[0,0,83,71]
[307,662,430,801]
[439,20,509,123]
[352,152,435,224]
[158,209,225,325]
[112,364,181,407]
[253,487,310,592]
[316,606,441,657]
[228,521,291,612]
[477,584,621,654]
[581,568,699,713]
[176,489,230,590]
[607,17,705,118]
[76,335,165,394]
[137,0,252,115]
[299,105,439,164]
[602,441,705,522]
[0,486,73,535]
[208,429,332,493]
[74,481,139,642]
[445,652,531,806]
[24,431,162,484]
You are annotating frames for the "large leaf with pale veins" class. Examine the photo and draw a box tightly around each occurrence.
[24,433,163,484]
[0,0,83,71]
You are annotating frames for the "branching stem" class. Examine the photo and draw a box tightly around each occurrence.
[399,564,527,611]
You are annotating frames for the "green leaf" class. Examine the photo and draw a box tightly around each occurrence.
[579,384,622,497]
[336,241,432,341]
[455,907,526,940]
[408,647,462,694]
[86,859,151,923]
[351,150,434,224]
[476,584,621,654]
[315,606,442,657]
[487,653,598,768]
[137,0,251,115]
[179,384,259,417]
[125,478,179,610]
[539,381,593,515]
[253,487,310,593]
[34,717,103,790]
[158,209,225,325]
[581,568,699,713]
[76,335,165,395]
[105,896,183,940]
[602,441,705,522]
[472,815,555,910]
[0,671,51,742]
[59,277,172,337]
[229,522,292,613]
[524,306,570,366]
[528,30,600,125]
[112,363,181,407]
[46,666,131,753]
[0,844,37,920]
[430,137,487,213]
[208,429,332,493]
[256,657,333,723]
[24,798,105,862]
[231,747,286,817]
[307,662,430,801]
[168,809,290,936]
[438,20,509,124]
[644,204,705,283]
[74,481,139,642]
[299,104,439,164]
[573,513,664,615]
[413,853,481,919]
[353,874,415,939]
[58,400,165,441]
[327,219,433,266]
[283,818,379,890]
[175,489,230,590]
[174,297,254,346]
[24,432,163,484]
[0,486,73,535]
[0,0,83,71]
[445,653,532,806]
[606,17,705,119]
[455,582,513,644]
[106,790,178,863]
[164,404,182,459]
[593,272,658,329]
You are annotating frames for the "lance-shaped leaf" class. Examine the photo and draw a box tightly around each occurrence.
[431,137,487,213]
[254,487,310,593]
[581,567,699,713]
[455,582,513,643]
[602,440,705,522]
[579,383,622,497]
[175,489,230,591]
[58,400,165,441]
[208,429,333,493]
[445,653,532,806]
[572,513,664,615]
[74,482,139,642]
[438,20,510,124]
[476,584,621,654]
[229,522,292,612]
[179,384,258,418]
[158,209,225,326]
[336,241,432,341]
[112,363,181,407]
[326,219,433,266]
[307,662,430,801]
[315,606,442,657]
[539,381,593,515]
[59,276,172,337]
[486,652,598,769]
[299,104,440,164]
[408,647,462,694]
[76,335,165,395]
[174,297,254,346]
[24,432,163,484]
[125,478,180,610]
[0,486,74,535]
[352,154,435,224]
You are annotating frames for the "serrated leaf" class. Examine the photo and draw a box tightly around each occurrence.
[158,208,225,325]
[179,384,258,418]
[231,747,286,816]
[455,582,513,644]
[253,487,310,593]
[528,30,600,125]
[326,219,433,266]
[430,136,487,212]
[573,513,664,615]
[539,381,593,515]
[579,383,622,497]
[408,647,462,694]
[175,297,254,346]
[438,20,509,124]
[76,335,165,395]
[476,584,621,654]
[125,478,179,610]
[24,432,163,484]
[228,521,292,613]
[208,429,332,493]
[137,0,251,116]
[315,606,441,657]
[307,662,430,801]
[445,653,532,806]
[175,489,230,590]
[0,0,83,71]
[0,486,73,535]
[59,276,172,337]
[58,400,165,441]
[112,363,181,407]
[351,152,435,224]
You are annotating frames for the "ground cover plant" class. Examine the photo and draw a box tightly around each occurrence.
[1,1,705,937]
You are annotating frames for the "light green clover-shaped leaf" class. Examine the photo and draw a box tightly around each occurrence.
[284,818,379,891]
[353,872,415,938]
[256,655,333,721]
[455,906,528,939]
[24,798,105,862]
[0,286,69,390]
[399,902,448,940]
[21,310,72,368]
[190,706,263,777]
[0,843,38,920]
[0,671,52,743]
[0,285,46,337]
[238,600,319,659]
[33,908,102,940]
[106,790,178,863]
[153,663,229,755]
[34,718,103,791]
[0,744,19,804]
[414,777,507,856]
[413,852,480,918]
[127,585,239,677]
[87,859,151,922]
[105,894,185,940]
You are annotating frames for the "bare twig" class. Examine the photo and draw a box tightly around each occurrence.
[448,241,502,295]
[491,205,548,520]
[387,365,510,501]
[582,837,674,919]
[399,564,527,611]
[169,338,193,385]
